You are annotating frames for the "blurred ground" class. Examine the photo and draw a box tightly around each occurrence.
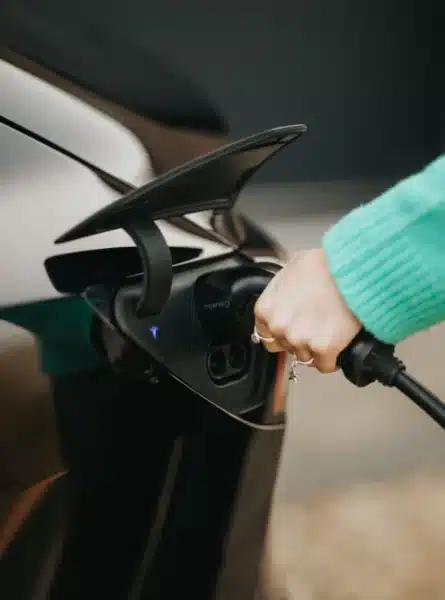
[240,183,445,599]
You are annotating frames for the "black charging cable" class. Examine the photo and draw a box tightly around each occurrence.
[338,331,445,429]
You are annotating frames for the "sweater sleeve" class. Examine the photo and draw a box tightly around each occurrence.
[322,154,445,345]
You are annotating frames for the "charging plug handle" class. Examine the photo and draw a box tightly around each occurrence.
[338,331,445,430]
[338,331,400,387]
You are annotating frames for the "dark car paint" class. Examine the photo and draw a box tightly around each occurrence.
[0,22,296,600]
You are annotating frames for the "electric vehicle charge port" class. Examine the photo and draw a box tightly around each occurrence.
[206,342,251,385]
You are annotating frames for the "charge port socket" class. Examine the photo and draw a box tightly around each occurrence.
[207,342,251,385]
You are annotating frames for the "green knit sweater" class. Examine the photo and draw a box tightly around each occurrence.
[323,154,445,344]
[1,155,445,376]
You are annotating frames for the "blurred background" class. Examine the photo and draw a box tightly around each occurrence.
[2,0,445,598]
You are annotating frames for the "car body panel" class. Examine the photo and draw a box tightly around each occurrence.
[0,58,154,186]
[0,19,295,600]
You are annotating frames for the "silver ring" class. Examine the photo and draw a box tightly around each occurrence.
[289,356,314,383]
[251,325,275,345]
[295,357,314,366]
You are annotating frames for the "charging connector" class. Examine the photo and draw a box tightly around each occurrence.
[338,331,445,430]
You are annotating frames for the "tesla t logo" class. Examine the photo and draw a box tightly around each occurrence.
[149,326,159,340]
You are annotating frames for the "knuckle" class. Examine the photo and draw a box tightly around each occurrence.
[285,324,306,347]
[311,339,335,356]
[254,298,269,320]
[268,317,288,336]
[286,333,306,348]
[317,361,336,374]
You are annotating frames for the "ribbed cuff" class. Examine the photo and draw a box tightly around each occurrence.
[322,194,445,345]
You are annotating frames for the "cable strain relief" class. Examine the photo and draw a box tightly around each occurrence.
[372,353,406,386]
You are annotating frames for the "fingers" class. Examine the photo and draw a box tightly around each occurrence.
[254,308,340,374]
[286,328,314,364]
[310,348,338,374]
[252,248,361,375]
[253,318,286,353]
[288,331,337,373]
[309,332,344,373]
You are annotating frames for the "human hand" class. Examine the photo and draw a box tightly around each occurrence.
[253,248,362,373]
